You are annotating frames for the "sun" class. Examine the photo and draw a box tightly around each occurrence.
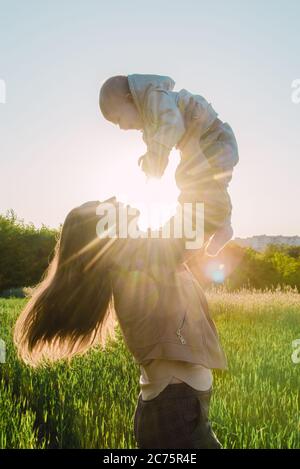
[115,156,180,231]
[135,177,180,231]
[112,149,181,231]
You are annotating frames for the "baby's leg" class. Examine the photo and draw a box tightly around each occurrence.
[176,121,238,257]
[198,129,237,255]
[176,159,231,247]
[202,166,234,256]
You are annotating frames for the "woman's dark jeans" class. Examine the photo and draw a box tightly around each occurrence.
[133,382,222,449]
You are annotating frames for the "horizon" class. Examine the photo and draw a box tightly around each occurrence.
[2,206,300,240]
[1,0,300,237]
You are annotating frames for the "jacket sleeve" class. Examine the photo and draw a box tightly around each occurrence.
[146,89,186,159]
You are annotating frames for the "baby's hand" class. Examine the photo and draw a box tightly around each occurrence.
[138,152,168,178]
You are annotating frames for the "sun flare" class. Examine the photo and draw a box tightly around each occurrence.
[133,178,180,231]
[116,168,180,231]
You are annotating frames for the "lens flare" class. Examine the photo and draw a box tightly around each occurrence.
[205,260,226,283]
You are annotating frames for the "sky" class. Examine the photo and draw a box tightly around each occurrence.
[0,0,300,237]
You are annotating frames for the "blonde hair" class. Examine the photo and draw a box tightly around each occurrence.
[99,75,132,120]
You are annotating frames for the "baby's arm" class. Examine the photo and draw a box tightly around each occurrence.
[139,90,186,178]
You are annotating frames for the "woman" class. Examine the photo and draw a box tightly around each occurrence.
[13,195,227,449]
[14,99,228,449]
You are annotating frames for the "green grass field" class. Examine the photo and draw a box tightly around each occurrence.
[0,289,299,449]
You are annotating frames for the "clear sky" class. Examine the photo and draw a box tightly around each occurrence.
[0,0,300,237]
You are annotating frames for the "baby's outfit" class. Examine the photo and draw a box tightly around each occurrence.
[127,74,239,255]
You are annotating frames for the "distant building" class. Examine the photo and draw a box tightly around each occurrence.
[234,235,300,252]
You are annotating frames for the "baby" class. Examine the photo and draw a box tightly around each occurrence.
[99,74,239,256]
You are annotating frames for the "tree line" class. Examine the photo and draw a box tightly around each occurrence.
[0,210,58,296]
[0,210,299,296]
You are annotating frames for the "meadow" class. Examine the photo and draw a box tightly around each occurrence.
[0,288,299,449]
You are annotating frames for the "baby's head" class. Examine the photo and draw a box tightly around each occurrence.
[99,75,142,130]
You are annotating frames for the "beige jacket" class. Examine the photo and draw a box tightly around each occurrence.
[110,237,227,370]
[127,73,218,167]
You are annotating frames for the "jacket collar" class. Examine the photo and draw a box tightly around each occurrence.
[127,74,175,121]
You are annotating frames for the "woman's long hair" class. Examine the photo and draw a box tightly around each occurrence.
[13,201,117,367]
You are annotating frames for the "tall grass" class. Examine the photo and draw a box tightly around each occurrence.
[0,290,299,448]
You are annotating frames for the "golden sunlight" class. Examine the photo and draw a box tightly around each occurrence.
[133,177,179,231]
[115,152,181,231]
